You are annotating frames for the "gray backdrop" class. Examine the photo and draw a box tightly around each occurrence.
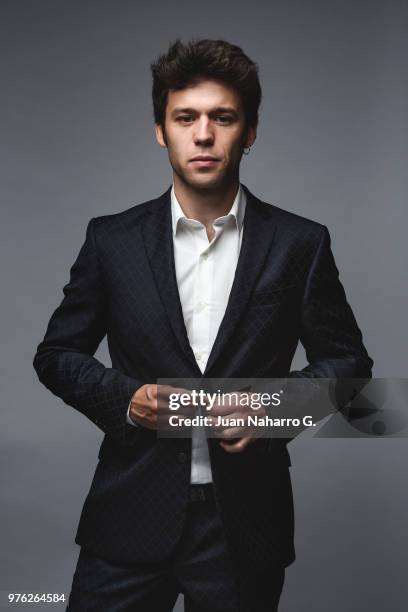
[1,0,407,610]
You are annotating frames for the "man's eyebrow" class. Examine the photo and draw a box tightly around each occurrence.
[170,106,239,116]
[210,107,239,116]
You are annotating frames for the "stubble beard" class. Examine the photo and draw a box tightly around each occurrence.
[172,156,241,197]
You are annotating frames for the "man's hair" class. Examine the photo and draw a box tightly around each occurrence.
[151,39,262,130]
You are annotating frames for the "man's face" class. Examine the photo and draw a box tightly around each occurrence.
[155,79,256,192]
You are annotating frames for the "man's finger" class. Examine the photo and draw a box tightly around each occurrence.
[157,385,192,399]
[214,426,245,440]
[133,405,151,418]
[145,384,157,401]
[219,437,255,453]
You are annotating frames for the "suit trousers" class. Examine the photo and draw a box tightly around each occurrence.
[66,484,285,612]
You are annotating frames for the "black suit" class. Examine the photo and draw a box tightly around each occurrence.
[33,184,373,606]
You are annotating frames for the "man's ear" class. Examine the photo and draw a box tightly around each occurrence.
[245,125,257,148]
[155,123,167,148]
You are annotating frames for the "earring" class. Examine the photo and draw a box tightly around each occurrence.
[243,146,251,155]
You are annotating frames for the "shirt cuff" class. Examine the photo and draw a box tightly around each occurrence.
[126,400,138,426]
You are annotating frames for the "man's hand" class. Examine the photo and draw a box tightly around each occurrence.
[219,436,257,453]
[130,386,260,452]
[210,391,265,454]
[129,384,192,429]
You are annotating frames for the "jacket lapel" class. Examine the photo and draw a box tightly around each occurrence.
[140,185,277,376]
[140,188,200,371]
[204,185,277,374]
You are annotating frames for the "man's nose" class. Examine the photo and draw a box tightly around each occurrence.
[193,118,214,146]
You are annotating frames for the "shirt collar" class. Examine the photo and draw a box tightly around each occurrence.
[170,184,246,236]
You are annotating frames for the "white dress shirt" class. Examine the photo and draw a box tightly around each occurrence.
[127,184,246,483]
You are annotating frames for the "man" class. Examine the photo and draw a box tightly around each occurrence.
[33,39,373,611]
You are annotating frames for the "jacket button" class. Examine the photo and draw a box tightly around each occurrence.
[177,452,188,464]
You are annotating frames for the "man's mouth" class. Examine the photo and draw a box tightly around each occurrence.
[189,155,220,167]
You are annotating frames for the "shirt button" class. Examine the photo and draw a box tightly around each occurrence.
[177,452,188,464]
[196,352,202,361]
[202,252,209,260]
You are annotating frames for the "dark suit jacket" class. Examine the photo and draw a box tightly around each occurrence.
[33,184,373,569]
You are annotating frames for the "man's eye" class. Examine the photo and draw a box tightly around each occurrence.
[177,116,194,123]
[216,116,233,124]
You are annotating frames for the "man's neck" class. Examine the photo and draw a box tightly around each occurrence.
[173,175,240,230]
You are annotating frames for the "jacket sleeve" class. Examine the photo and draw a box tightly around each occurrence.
[290,225,373,380]
[33,218,143,445]
[272,226,374,435]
